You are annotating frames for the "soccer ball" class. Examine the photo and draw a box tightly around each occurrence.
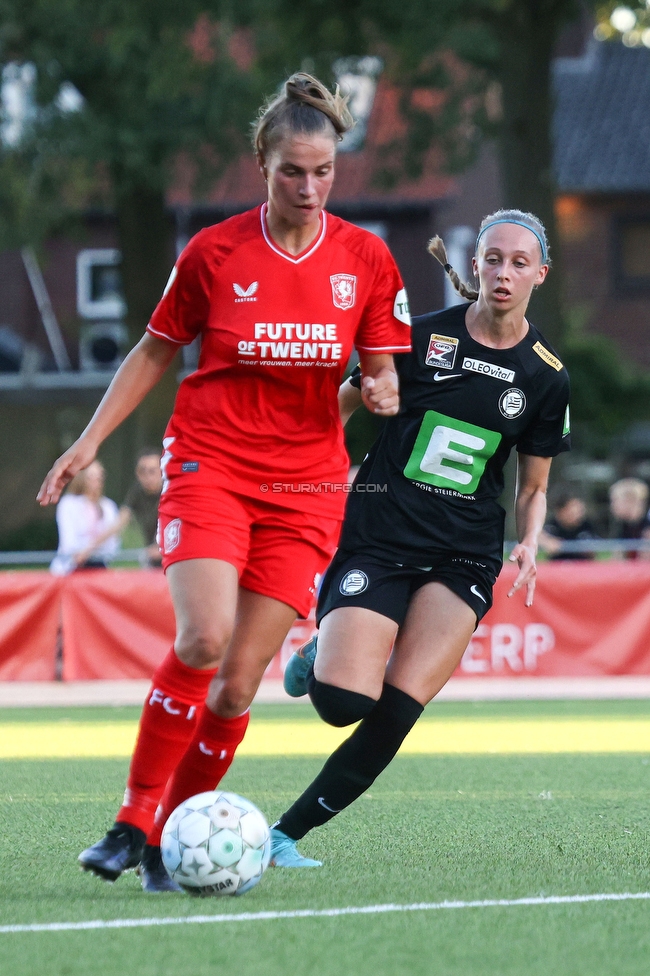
[161,790,271,897]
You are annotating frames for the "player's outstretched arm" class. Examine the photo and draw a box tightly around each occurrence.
[508,453,553,607]
[358,353,399,417]
[37,334,177,506]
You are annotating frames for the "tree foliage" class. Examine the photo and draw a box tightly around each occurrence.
[562,332,650,455]
[1,0,646,456]
[0,0,268,442]
[0,0,600,353]
[242,0,600,344]
[0,0,265,328]
[1,1,262,192]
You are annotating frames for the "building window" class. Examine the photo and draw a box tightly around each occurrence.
[76,249,126,320]
[615,218,650,294]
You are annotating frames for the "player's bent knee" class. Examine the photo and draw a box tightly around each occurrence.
[175,629,231,669]
[206,679,255,718]
[307,677,376,727]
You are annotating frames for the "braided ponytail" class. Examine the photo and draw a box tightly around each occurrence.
[428,208,550,302]
[427,236,479,301]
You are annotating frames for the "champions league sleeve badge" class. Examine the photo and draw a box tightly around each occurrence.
[425,334,459,369]
[330,274,357,310]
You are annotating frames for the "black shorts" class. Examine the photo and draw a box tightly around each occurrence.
[317,548,501,628]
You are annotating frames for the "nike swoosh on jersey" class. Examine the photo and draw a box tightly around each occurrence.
[433,372,462,382]
[317,797,341,813]
[470,584,487,603]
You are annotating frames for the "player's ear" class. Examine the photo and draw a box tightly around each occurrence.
[534,264,549,287]
[256,152,268,182]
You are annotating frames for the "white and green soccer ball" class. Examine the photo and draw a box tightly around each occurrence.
[161,790,271,897]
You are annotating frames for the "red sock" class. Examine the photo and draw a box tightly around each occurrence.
[147,707,250,846]
[115,649,218,834]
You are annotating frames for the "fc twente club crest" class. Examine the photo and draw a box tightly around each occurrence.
[330,274,357,310]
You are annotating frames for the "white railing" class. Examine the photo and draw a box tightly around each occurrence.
[0,548,151,566]
[1,539,650,567]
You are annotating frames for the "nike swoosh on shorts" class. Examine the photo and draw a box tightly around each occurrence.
[433,372,462,382]
[470,584,487,603]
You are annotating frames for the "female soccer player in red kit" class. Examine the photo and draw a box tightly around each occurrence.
[38,73,411,891]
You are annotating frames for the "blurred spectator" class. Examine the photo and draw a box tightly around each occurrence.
[609,477,650,559]
[539,486,598,560]
[120,448,163,566]
[50,460,120,574]
[75,448,163,567]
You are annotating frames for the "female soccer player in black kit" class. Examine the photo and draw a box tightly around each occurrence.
[270,209,571,867]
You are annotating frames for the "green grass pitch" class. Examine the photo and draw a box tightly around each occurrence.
[1,699,650,976]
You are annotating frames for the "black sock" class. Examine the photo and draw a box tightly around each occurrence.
[307,672,376,727]
[276,683,423,840]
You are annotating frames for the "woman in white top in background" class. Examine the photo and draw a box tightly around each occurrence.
[50,460,120,574]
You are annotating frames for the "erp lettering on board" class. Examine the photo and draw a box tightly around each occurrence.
[460,623,556,674]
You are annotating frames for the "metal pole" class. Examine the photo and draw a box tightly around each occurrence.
[21,246,72,371]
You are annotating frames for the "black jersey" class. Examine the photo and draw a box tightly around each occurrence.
[345,302,570,564]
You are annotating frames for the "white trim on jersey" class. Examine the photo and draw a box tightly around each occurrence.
[146,324,186,344]
[260,203,327,264]
[356,344,412,352]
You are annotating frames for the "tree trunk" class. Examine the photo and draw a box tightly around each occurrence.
[495,1,566,347]
[114,179,179,450]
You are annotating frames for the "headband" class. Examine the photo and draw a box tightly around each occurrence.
[476,219,548,263]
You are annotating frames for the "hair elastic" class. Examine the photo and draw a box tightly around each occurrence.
[476,219,547,262]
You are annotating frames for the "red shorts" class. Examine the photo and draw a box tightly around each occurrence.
[157,485,342,618]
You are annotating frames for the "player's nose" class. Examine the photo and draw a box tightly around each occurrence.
[299,175,316,197]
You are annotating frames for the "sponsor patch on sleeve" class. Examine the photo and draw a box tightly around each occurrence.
[533,341,563,371]
[393,288,411,326]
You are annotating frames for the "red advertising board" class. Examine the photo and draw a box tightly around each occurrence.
[1,563,650,682]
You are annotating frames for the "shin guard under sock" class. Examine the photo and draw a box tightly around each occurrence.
[277,683,423,840]
[146,707,250,846]
[115,649,218,834]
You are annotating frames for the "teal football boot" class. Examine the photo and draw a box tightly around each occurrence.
[283,635,317,698]
[269,828,322,868]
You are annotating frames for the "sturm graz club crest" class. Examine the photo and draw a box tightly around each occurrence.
[339,570,369,595]
[330,274,357,310]
[499,388,526,419]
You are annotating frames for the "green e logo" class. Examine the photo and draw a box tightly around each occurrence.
[403,411,501,494]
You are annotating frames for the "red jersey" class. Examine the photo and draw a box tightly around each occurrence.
[147,205,411,518]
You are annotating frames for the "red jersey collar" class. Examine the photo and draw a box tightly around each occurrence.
[260,203,327,264]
